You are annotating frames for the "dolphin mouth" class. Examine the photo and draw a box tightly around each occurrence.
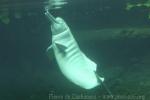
[44,8,59,24]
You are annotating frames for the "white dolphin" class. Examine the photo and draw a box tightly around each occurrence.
[46,12,104,89]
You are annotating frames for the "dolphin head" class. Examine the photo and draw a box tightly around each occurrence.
[51,17,68,35]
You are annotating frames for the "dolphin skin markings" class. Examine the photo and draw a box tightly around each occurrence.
[46,16,104,89]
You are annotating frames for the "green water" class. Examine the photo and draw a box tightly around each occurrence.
[0,0,150,100]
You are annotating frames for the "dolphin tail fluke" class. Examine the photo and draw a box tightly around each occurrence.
[95,72,113,96]
[98,76,104,82]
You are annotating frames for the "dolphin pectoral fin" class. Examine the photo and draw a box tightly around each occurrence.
[46,44,55,61]
[46,44,53,52]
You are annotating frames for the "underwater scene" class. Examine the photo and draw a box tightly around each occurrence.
[0,0,150,100]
